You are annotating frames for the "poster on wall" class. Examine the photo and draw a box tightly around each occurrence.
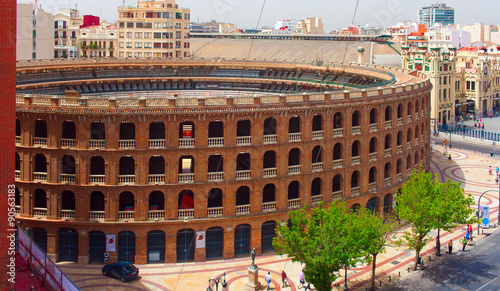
[106,234,116,252]
[196,231,206,249]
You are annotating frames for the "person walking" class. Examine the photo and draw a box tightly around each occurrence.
[299,270,305,289]
[489,166,493,175]
[462,236,467,252]
[304,282,311,291]
[496,166,499,176]
[448,240,453,254]
[265,272,272,290]
[467,224,473,237]
[281,270,287,288]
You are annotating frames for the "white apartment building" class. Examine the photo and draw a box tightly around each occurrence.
[274,19,297,32]
[17,3,54,60]
[117,0,191,59]
[79,23,117,58]
[53,9,82,58]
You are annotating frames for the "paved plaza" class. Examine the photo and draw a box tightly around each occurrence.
[57,144,500,291]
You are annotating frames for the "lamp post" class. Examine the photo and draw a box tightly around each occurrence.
[476,189,500,235]
[207,272,227,291]
[343,266,348,291]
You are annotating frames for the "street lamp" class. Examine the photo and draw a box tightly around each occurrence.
[343,266,348,291]
[207,272,227,291]
[476,188,500,235]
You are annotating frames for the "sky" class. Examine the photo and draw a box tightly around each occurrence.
[19,0,500,30]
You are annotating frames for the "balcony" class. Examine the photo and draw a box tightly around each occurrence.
[89,139,105,149]
[369,123,378,133]
[118,211,135,220]
[179,138,195,148]
[289,132,302,142]
[384,149,392,158]
[333,128,344,137]
[311,195,322,205]
[396,173,402,182]
[384,177,391,187]
[179,173,194,183]
[263,201,276,212]
[407,141,412,150]
[33,172,47,182]
[236,204,250,215]
[385,120,392,129]
[60,139,76,148]
[207,172,223,182]
[369,182,377,192]
[312,162,323,172]
[119,140,135,149]
[332,190,342,200]
[415,112,419,120]
[288,198,300,209]
[15,136,20,146]
[208,137,224,147]
[89,175,105,184]
[236,170,251,180]
[89,211,105,221]
[15,170,20,180]
[415,138,419,147]
[288,165,301,175]
[406,169,411,177]
[33,207,47,218]
[332,159,343,169]
[118,175,135,184]
[60,210,75,220]
[397,118,403,126]
[149,139,165,148]
[148,210,164,220]
[407,115,412,123]
[369,152,377,162]
[15,206,20,215]
[351,187,360,197]
[351,156,361,165]
[60,173,76,183]
[33,137,47,147]
[352,126,361,135]
[263,167,277,178]
[178,209,194,219]
[263,134,277,144]
[312,131,324,140]
[148,174,165,184]
[237,136,251,146]
[207,207,223,217]
[397,145,402,154]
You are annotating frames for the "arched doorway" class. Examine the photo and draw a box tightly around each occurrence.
[206,227,224,259]
[177,229,195,262]
[118,231,135,263]
[33,228,47,253]
[88,231,106,263]
[366,198,377,214]
[261,221,276,252]
[147,230,165,263]
[58,228,78,262]
[234,224,250,256]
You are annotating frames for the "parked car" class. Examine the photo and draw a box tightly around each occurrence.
[102,261,139,282]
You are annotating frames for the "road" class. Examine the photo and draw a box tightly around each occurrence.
[431,135,499,157]
[382,228,500,291]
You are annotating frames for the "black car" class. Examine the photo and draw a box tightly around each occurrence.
[102,261,139,282]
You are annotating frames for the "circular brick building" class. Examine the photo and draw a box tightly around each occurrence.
[15,59,432,264]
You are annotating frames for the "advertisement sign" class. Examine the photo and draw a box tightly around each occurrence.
[479,205,490,228]
[106,234,116,252]
[196,231,206,249]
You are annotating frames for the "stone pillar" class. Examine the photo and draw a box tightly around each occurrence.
[78,231,89,265]
[357,47,366,65]
[245,267,262,291]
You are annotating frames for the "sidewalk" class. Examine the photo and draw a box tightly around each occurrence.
[57,145,500,291]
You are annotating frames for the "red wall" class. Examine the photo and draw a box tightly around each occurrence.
[81,15,100,28]
[0,0,16,290]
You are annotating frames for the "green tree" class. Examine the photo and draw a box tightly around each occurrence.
[395,168,474,270]
[273,201,366,291]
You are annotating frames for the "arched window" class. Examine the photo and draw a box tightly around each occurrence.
[369,167,377,184]
[62,121,76,140]
[149,191,165,211]
[351,171,360,188]
[352,140,360,157]
[90,191,105,212]
[35,119,47,138]
[207,188,223,209]
[90,121,105,141]
[149,122,165,144]
[370,109,377,125]
[119,121,135,140]
[237,119,251,145]
[369,137,377,154]
[34,154,47,173]
[333,143,343,161]
[311,178,322,198]
[333,112,343,129]
[312,114,323,134]
[119,191,134,211]
[236,187,250,208]
[288,181,300,201]
[352,111,361,127]
[262,184,276,204]
[61,190,75,211]
[34,189,47,209]
[263,151,276,170]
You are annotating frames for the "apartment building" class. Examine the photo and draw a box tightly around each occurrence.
[117,0,191,59]
[296,18,323,35]
[418,3,454,27]
[79,22,117,58]
[53,9,82,58]
[17,3,54,60]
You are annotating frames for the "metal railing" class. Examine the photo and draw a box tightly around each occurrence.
[263,167,277,178]
[236,170,251,180]
[288,198,300,209]
[208,137,224,147]
[236,204,250,215]
[149,139,165,148]
[179,138,195,148]
[263,201,276,212]
[263,134,277,144]
[237,136,251,146]
[289,132,302,142]
[207,207,223,217]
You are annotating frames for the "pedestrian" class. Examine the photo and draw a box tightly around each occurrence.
[496,166,499,176]
[448,240,453,254]
[489,165,492,175]
[483,123,485,130]
[467,224,473,237]
[265,272,272,290]
[299,270,305,289]
[281,270,287,288]
[462,236,467,251]
[304,282,311,291]
[104,251,109,264]
[474,123,477,128]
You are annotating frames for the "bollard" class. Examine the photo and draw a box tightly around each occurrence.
[389,275,391,282]
[380,281,382,287]
[399,271,401,277]
[407,267,410,273]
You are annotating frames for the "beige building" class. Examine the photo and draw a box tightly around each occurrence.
[296,17,323,34]
[53,9,82,58]
[117,0,191,59]
[79,23,117,58]
[17,3,54,60]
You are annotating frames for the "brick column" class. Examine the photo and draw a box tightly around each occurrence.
[78,231,89,264]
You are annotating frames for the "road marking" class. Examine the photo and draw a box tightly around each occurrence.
[476,276,499,291]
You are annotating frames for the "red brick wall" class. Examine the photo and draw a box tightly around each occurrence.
[0,1,16,290]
